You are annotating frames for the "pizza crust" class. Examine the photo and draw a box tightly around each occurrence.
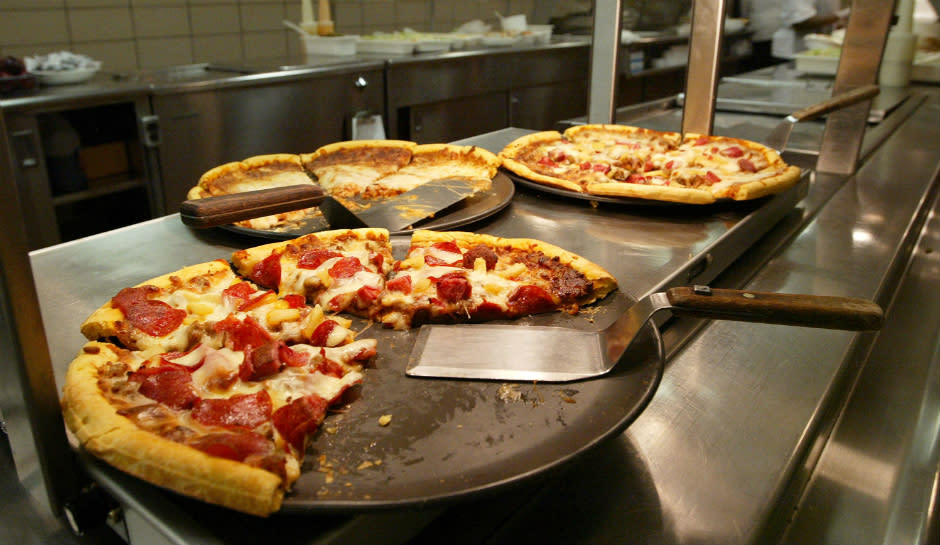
[587,181,717,204]
[61,342,285,517]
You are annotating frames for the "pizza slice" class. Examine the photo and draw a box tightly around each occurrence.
[230,228,393,317]
[188,154,319,231]
[367,143,500,198]
[61,332,375,517]
[374,230,618,330]
[64,256,379,517]
[300,140,416,198]
[80,259,360,357]
[498,130,600,192]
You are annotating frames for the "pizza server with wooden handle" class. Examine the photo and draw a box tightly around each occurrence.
[179,178,485,232]
[764,84,880,152]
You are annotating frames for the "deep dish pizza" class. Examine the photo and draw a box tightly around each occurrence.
[186,141,501,232]
[499,124,802,204]
[61,228,617,517]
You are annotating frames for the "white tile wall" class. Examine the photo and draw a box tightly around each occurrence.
[0,0,527,72]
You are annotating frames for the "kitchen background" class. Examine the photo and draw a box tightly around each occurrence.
[0,0,690,72]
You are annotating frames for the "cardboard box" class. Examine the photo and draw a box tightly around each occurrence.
[78,141,128,179]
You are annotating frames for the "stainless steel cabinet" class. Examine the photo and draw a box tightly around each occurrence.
[146,67,385,214]
[387,43,590,143]
[4,97,156,250]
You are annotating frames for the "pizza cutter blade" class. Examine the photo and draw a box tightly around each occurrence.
[763,84,879,152]
[320,178,491,231]
[406,286,884,382]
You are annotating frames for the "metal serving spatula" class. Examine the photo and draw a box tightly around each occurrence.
[406,286,884,382]
[764,84,880,152]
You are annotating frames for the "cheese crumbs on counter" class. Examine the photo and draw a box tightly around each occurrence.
[378,414,392,426]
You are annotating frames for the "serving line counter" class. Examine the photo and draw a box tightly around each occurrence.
[8,73,937,543]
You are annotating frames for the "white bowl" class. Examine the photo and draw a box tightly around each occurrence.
[500,14,527,32]
[34,67,98,86]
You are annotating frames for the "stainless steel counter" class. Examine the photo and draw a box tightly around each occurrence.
[7,74,936,545]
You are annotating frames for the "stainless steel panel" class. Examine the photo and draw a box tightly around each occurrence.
[680,0,727,136]
[587,0,623,124]
[816,0,894,174]
[151,68,385,213]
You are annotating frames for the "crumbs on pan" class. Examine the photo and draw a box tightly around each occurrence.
[497,383,523,403]
[496,383,547,406]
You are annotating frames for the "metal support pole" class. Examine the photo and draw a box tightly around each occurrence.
[816,0,894,175]
[0,109,82,518]
[681,0,727,136]
[587,0,623,124]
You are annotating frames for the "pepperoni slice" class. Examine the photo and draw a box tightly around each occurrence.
[130,366,199,410]
[112,286,186,337]
[279,343,309,367]
[189,430,273,462]
[222,282,257,301]
[738,158,757,172]
[328,256,363,279]
[317,356,346,378]
[436,272,472,302]
[309,319,339,346]
[192,391,272,429]
[283,294,306,308]
[431,240,461,254]
[298,248,342,270]
[386,275,412,294]
[272,395,329,452]
[508,285,556,315]
[720,145,744,158]
[251,252,281,288]
[356,285,380,305]
[214,315,272,352]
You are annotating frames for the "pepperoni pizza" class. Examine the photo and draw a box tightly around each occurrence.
[61,228,617,516]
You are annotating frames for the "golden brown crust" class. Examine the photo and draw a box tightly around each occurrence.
[587,181,717,204]
[300,140,416,171]
[722,165,803,200]
[563,123,682,147]
[196,154,312,196]
[61,342,285,517]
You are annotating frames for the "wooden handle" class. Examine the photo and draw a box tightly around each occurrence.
[665,286,884,331]
[179,185,326,229]
[791,84,880,122]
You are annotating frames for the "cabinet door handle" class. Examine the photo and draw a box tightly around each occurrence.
[354,76,368,88]
[139,115,160,148]
[10,129,39,168]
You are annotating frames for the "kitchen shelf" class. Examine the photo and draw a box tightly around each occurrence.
[51,175,147,207]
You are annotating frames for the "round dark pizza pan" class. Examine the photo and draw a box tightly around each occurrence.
[278,288,665,513]
[220,173,515,240]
